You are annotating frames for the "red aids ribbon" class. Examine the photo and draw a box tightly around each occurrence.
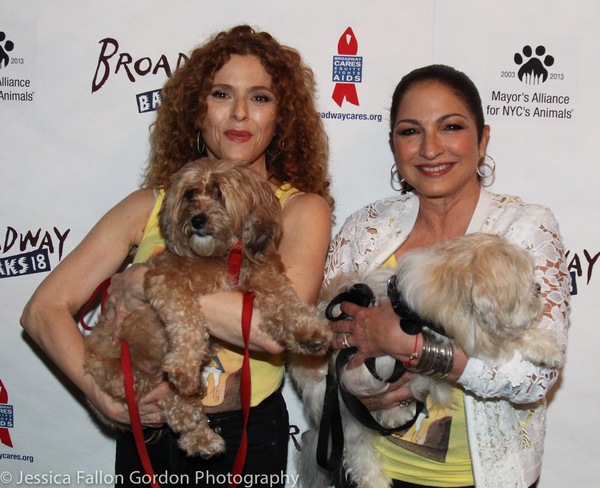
[0,379,13,448]
[338,26,358,55]
[332,27,360,107]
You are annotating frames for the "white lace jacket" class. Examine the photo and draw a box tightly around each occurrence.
[323,188,571,488]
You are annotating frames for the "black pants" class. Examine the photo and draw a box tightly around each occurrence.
[390,480,538,488]
[336,473,538,488]
[115,390,289,487]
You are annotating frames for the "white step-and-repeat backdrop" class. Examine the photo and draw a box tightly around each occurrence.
[2,1,598,486]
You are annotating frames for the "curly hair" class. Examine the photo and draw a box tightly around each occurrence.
[143,25,333,209]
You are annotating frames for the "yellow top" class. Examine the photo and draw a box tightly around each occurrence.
[375,253,474,487]
[132,183,300,409]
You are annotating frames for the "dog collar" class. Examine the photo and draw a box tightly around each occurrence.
[387,275,440,336]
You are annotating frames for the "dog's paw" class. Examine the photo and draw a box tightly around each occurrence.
[178,425,226,458]
[164,366,202,396]
[290,326,334,355]
[377,404,417,430]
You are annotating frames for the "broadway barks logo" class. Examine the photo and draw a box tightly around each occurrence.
[0,379,14,448]
[0,226,71,279]
[91,38,186,114]
[331,27,362,107]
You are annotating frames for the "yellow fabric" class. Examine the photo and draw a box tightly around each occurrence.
[274,182,300,208]
[133,191,165,264]
[131,185,295,408]
[375,254,474,486]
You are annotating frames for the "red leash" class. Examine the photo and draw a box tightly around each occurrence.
[80,277,111,331]
[83,241,251,488]
[226,240,253,488]
[81,278,160,488]
[121,340,160,488]
[228,293,254,488]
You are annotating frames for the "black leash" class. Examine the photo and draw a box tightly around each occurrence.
[316,280,432,474]
[316,347,425,472]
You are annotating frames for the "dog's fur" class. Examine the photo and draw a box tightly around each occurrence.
[84,158,332,457]
[292,233,564,488]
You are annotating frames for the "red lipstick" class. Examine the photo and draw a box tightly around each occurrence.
[225,130,252,143]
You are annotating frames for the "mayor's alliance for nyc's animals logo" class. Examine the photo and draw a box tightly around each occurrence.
[332,27,362,107]
[0,29,35,103]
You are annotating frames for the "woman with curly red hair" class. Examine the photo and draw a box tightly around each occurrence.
[21,25,333,486]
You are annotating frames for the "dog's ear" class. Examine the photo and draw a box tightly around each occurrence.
[241,176,282,262]
[159,179,185,255]
[469,236,541,339]
[243,216,281,260]
[159,160,208,257]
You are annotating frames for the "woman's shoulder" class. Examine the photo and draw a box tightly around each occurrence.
[282,191,331,216]
[340,192,417,231]
[280,191,332,236]
[101,188,159,248]
[486,191,562,237]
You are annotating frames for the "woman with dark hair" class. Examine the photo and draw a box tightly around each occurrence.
[321,65,570,488]
[21,25,333,486]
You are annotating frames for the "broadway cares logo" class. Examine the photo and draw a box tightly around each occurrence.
[0,379,14,448]
[331,27,361,107]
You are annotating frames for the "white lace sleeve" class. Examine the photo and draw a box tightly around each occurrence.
[458,202,571,404]
[323,195,414,286]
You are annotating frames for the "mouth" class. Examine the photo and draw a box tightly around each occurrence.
[225,130,252,143]
[417,163,453,176]
[189,234,216,257]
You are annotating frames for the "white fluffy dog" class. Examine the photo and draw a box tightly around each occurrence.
[292,233,564,488]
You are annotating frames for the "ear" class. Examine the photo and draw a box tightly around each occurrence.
[389,131,395,156]
[479,125,491,158]
[158,180,183,254]
[242,188,282,262]
[243,217,280,260]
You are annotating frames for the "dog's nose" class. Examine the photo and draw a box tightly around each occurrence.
[191,214,208,230]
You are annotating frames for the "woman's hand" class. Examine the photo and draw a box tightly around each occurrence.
[357,372,415,411]
[89,381,169,427]
[104,263,149,341]
[330,300,415,370]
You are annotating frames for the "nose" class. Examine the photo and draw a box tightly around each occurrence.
[191,214,208,230]
[232,97,248,121]
[420,131,443,160]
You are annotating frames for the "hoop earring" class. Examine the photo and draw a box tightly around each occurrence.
[197,132,206,155]
[390,164,404,192]
[476,154,496,179]
[266,135,283,158]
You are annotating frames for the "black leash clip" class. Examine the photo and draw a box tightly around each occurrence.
[325,283,376,321]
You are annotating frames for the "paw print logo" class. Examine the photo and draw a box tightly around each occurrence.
[514,45,554,85]
[0,31,15,69]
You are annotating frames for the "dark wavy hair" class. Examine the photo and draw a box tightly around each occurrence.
[142,25,333,209]
[389,65,486,193]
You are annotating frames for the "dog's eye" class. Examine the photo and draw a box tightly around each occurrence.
[534,282,541,295]
[213,187,223,203]
[184,189,196,202]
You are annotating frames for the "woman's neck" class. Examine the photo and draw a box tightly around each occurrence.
[406,184,481,251]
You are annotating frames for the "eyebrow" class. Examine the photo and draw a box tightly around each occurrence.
[394,113,468,129]
[210,83,275,93]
